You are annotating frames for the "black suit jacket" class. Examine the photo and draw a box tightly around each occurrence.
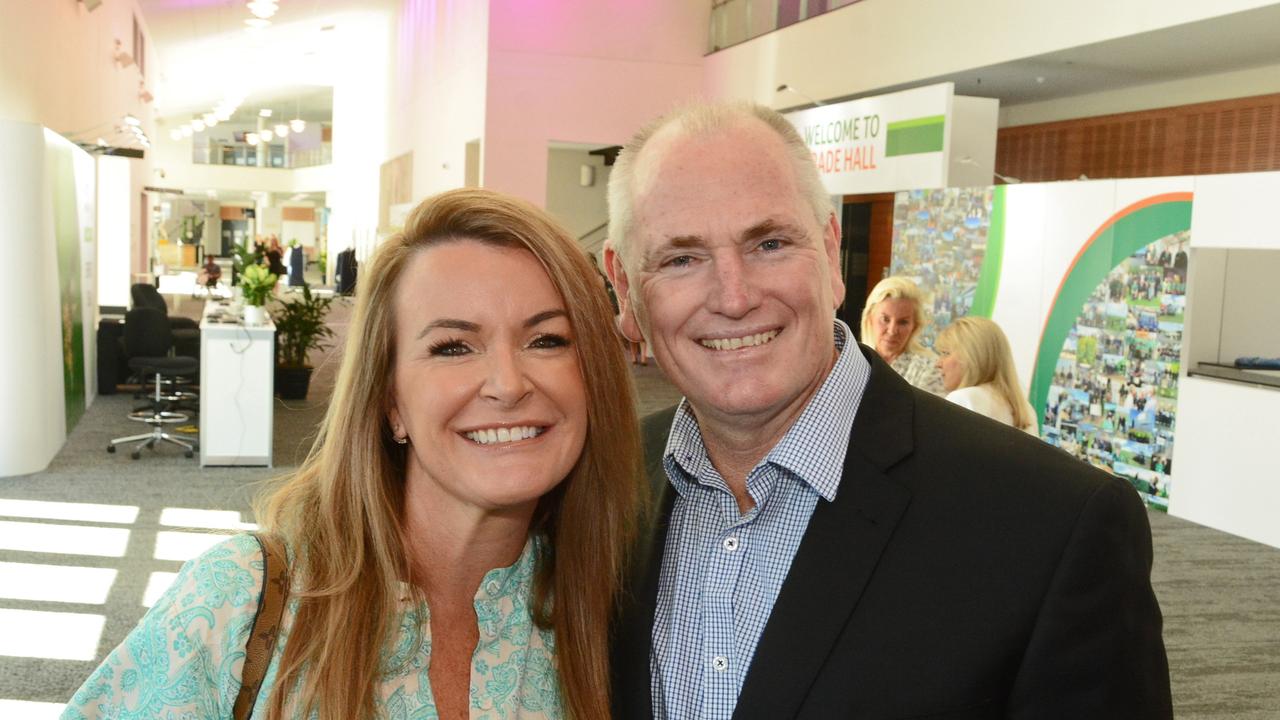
[612,345,1171,719]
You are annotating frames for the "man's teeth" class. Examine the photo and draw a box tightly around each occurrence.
[464,426,545,445]
[700,330,779,351]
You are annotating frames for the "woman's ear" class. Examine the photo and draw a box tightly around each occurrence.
[386,383,403,438]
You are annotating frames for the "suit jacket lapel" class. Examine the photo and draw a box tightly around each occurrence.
[733,349,916,720]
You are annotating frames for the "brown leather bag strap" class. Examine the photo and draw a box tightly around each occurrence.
[233,532,290,720]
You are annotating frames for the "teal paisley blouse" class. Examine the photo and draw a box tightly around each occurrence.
[62,533,563,719]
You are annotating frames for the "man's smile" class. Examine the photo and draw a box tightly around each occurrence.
[697,329,780,351]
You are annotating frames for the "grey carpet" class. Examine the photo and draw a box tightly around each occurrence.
[1,305,1276,717]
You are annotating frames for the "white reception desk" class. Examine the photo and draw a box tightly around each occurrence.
[200,301,275,466]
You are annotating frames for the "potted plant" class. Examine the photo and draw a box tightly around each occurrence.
[271,283,335,399]
[239,262,278,326]
[230,241,264,286]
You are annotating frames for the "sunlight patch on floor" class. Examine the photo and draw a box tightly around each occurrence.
[0,699,65,719]
[159,507,257,531]
[142,571,180,608]
[0,498,138,524]
[0,521,129,558]
[0,562,117,604]
[0,608,105,660]
[153,530,232,562]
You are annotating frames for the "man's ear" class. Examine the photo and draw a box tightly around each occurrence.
[823,212,846,309]
[603,241,643,343]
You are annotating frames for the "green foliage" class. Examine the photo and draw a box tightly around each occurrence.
[317,250,327,277]
[239,263,278,307]
[271,283,335,368]
[231,242,264,280]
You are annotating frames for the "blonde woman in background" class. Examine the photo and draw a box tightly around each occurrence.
[65,189,646,720]
[860,275,945,395]
[935,316,1039,435]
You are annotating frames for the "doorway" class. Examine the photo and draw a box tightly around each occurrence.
[837,193,895,342]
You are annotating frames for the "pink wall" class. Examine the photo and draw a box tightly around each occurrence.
[387,0,488,199]
[482,0,707,207]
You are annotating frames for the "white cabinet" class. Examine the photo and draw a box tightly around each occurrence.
[199,302,275,466]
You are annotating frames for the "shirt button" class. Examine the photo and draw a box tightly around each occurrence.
[722,536,739,552]
[712,655,729,672]
[479,696,494,710]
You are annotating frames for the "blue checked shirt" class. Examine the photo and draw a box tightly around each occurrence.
[651,320,870,720]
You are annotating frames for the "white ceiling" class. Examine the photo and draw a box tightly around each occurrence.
[138,0,394,121]
[788,4,1280,110]
[143,3,1280,131]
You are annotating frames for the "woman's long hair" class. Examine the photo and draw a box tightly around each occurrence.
[936,316,1036,430]
[859,275,930,355]
[255,188,646,720]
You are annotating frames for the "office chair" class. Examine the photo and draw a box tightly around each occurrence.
[107,308,200,460]
[130,283,200,330]
[128,282,201,392]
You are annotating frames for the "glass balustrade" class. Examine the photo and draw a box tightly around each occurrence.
[188,128,332,169]
[709,0,863,51]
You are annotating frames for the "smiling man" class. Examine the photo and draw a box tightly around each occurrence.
[604,102,1172,720]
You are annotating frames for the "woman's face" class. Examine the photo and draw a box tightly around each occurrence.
[387,240,588,519]
[871,297,917,360]
[936,344,966,392]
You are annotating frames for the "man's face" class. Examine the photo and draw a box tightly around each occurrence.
[606,120,845,430]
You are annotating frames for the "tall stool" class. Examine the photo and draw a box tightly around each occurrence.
[107,308,200,460]
[108,356,201,459]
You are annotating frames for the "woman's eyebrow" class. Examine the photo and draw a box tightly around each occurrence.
[416,318,479,339]
[524,309,567,328]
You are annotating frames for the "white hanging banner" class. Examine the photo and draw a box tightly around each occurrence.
[786,82,961,195]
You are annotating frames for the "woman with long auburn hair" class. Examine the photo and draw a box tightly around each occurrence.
[66,188,647,719]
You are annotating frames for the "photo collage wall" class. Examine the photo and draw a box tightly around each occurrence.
[1041,232,1189,509]
[889,187,992,350]
[890,184,1190,512]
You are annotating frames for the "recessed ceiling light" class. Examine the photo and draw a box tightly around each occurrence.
[259,108,273,118]
[247,1,278,20]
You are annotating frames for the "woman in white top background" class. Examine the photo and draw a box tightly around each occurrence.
[860,276,945,395]
[935,316,1039,435]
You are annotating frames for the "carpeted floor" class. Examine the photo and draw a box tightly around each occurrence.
[1,301,1277,717]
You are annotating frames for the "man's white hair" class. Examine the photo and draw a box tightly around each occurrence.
[607,101,834,267]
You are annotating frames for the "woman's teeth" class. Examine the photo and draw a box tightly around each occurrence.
[464,426,545,445]
[700,330,778,351]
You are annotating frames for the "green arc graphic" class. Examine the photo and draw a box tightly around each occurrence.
[1029,197,1193,426]
[969,185,1005,318]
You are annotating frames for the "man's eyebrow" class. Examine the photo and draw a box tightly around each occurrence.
[524,309,567,328]
[416,318,479,339]
[742,219,805,243]
[641,234,706,267]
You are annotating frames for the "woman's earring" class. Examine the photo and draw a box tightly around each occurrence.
[393,426,409,445]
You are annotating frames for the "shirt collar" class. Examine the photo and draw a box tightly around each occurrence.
[663,319,870,501]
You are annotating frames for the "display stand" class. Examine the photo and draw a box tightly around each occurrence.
[199,301,275,466]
